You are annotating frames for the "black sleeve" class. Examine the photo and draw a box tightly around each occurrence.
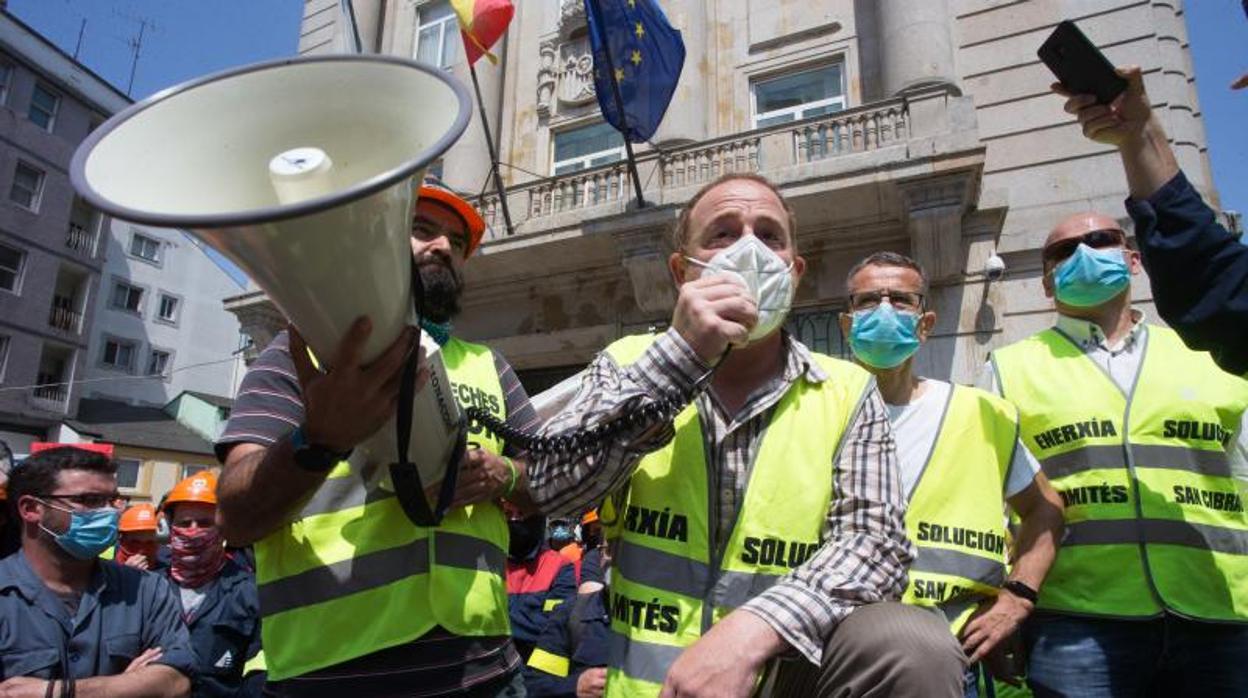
[1127,171,1248,375]
[215,331,305,462]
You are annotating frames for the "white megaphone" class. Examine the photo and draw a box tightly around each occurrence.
[70,55,473,526]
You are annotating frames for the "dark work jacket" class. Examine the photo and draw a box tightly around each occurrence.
[1127,171,1248,375]
[523,589,610,697]
[507,548,577,661]
[167,558,262,697]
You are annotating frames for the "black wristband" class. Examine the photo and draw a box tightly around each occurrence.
[45,679,55,698]
[1003,579,1039,604]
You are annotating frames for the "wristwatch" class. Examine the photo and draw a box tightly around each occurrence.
[290,426,351,473]
[1002,579,1039,604]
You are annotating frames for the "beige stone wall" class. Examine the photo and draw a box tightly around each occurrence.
[260,0,1218,387]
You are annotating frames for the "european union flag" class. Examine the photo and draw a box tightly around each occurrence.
[585,0,686,143]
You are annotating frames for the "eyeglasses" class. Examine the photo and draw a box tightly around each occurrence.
[848,289,925,312]
[1042,229,1126,265]
[35,493,128,510]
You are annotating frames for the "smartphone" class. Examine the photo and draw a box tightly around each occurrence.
[1037,20,1127,104]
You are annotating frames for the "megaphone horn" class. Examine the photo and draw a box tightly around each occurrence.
[71,55,474,526]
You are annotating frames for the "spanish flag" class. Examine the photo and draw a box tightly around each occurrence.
[451,0,514,65]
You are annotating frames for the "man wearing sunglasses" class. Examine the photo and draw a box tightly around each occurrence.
[0,446,194,697]
[1055,61,1248,377]
[841,252,1064,696]
[982,213,1248,696]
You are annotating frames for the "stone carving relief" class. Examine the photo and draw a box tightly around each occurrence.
[537,0,597,118]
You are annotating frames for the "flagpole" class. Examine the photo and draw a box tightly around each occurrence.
[586,0,646,208]
[469,61,517,238]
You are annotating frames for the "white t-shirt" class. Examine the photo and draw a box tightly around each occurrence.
[886,379,1040,502]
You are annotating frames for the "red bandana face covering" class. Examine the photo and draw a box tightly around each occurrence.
[116,540,159,565]
[169,526,226,589]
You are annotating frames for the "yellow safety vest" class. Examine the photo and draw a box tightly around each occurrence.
[900,384,1017,635]
[255,337,512,680]
[600,333,873,697]
[992,325,1248,622]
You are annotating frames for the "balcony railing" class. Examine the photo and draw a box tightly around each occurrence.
[31,383,69,411]
[48,297,83,333]
[474,91,920,237]
[65,222,99,256]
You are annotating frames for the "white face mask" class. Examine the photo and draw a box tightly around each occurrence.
[686,234,795,342]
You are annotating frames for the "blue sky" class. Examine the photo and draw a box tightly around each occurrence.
[11,1,1247,214]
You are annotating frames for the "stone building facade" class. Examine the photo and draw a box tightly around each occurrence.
[231,0,1218,393]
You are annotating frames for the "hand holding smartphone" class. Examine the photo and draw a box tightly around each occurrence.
[1038,20,1127,104]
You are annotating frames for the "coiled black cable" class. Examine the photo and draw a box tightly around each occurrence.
[463,391,686,456]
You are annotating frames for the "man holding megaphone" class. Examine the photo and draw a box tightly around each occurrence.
[215,180,542,697]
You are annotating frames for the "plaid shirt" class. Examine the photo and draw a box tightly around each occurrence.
[528,328,913,663]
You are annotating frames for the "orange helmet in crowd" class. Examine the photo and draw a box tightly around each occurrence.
[120,503,159,533]
[164,471,218,511]
[581,509,599,525]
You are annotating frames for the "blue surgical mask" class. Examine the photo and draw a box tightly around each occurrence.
[849,302,921,369]
[39,501,120,560]
[1053,244,1130,308]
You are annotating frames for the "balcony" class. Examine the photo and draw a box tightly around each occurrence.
[65,223,98,255]
[48,296,83,333]
[31,382,69,413]
[473,85,978,242]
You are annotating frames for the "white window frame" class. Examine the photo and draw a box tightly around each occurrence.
[0,63,12,107]
[156,292,180,325]
[128,231,162,265]
[28,82,59,132]
[101,336,138,372]
[110,280,145,315]
[182,463,210,480]
[146,348,172,378]
[0,335,9,383]
[751,63,847,129]
[415,1,461,70]
[115,457,142,492]
[10,161,45,211]
[551,122,626,176]
[0,240,24,294]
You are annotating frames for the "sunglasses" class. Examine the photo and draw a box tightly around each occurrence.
[35,492,128,510]
[848,289,925,312]
[1042,229,1126,265]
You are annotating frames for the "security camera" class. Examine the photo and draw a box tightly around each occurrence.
[985,252,1006,281]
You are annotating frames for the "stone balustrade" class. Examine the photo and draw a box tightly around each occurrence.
[473,91,926,240]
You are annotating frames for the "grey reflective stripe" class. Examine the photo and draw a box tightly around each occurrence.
[258,537,431,617]
[433,531,506,575]
[616,540,782,609]
[709,569,780,609]
[1064,519,1248,555]
[912,547,1006,587]
[615,540,710,599]
[607,628,685,685]
[937,597,983,625]
[299,474,394,519]
[1042,445,1232,481]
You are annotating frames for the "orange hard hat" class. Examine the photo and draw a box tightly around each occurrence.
[119,503,158,532]
[581,509,599,525]
[164,471,218,510]
[417,177,486,259]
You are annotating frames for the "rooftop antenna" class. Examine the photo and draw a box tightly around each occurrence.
[73,18,86,59]
[114,8,157,97]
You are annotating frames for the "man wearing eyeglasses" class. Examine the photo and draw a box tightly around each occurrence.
[841,252,1064,695]
[0,446,194,697]
[981,214,1248,696]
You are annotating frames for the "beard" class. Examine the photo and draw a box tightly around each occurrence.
[415,254,464,323]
